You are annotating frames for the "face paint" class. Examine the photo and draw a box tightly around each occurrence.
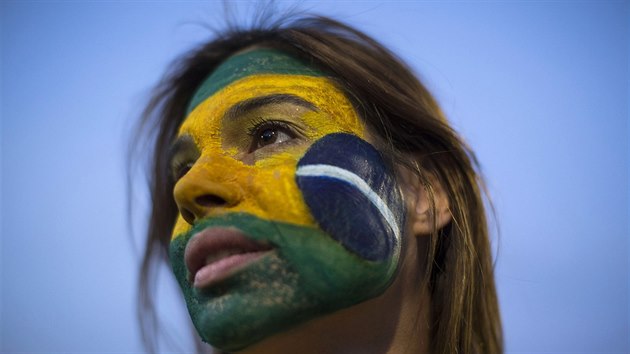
[296,133,403,264]
[169,49,405,352]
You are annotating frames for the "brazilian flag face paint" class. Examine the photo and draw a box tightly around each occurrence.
[169,49,405,351]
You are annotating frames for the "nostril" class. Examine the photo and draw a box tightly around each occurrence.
[181,208,196,225]
[195,194,227,207]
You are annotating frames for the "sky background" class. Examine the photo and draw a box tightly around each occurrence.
[1,1,628,353]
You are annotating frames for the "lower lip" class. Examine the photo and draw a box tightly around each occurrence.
[193,250,271,289]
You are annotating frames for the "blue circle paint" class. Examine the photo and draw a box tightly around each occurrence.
[296,133,405,261]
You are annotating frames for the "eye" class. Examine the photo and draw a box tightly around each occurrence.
[249,119,296,151]
[168,135,200,182]
[171,160,195,181]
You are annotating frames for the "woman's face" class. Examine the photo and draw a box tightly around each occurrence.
[169,49,405,351]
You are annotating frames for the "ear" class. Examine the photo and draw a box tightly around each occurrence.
[398,167,452,236]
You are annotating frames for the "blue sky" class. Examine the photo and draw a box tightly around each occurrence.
[1,1,628,352]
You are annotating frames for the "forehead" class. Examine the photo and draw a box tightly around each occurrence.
[186,48,325,115]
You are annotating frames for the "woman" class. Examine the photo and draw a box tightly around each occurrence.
[136,14,502,354]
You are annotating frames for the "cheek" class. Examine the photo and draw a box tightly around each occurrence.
[296,133,405,262]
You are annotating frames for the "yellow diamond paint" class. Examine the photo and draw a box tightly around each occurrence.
[172,74,366,238]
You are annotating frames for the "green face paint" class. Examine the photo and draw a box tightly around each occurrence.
[170,213,394,351]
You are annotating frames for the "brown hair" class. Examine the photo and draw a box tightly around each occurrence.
[133,14,502,354]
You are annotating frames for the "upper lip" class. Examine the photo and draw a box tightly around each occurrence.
[184,227,274,282]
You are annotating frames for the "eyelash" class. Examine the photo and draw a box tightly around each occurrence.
[247,117,298,150]
[170,118,299,182]
[171,158,195,182]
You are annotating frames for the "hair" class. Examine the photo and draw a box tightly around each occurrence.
[132,12,502,354]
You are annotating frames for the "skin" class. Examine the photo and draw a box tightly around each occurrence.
[170,50,451,353]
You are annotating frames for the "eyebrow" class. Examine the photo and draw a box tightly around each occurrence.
[168,94,318,167]
[224,94,319,121]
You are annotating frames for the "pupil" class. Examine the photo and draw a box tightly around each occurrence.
[260,129,276,143]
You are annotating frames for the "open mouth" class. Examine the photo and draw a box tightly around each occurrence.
[184,227,274,289]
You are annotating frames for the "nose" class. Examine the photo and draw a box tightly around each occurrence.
[173,169,243,225]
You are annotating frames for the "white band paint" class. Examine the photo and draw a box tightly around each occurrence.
[296,164,401,240]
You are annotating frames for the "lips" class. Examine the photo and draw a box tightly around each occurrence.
[184,227,273,289]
